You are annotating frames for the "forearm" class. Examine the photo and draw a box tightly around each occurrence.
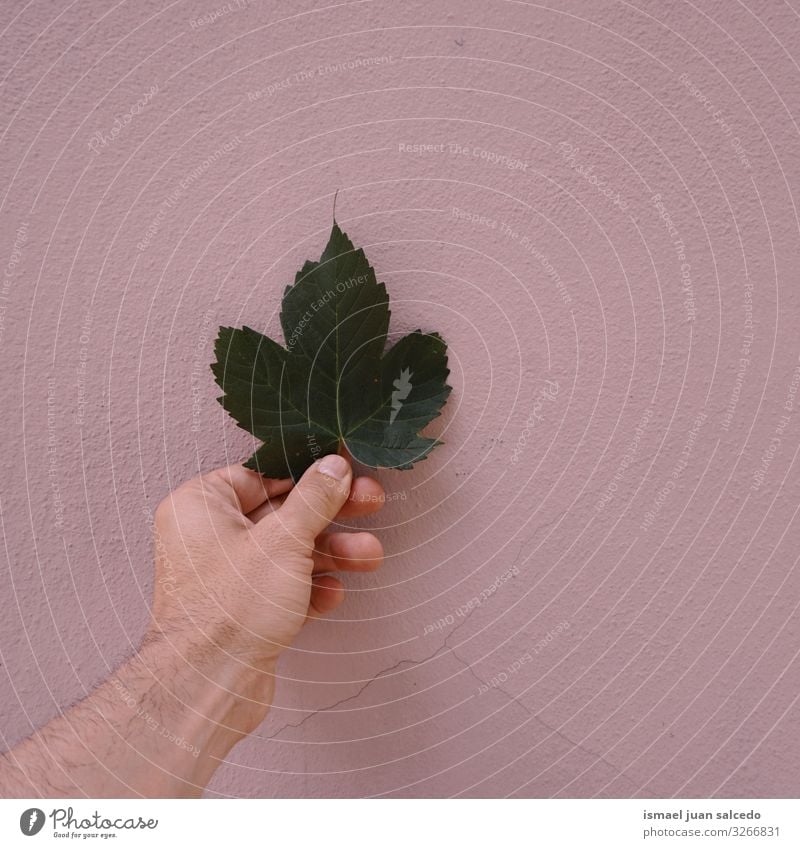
[0,634,275,798]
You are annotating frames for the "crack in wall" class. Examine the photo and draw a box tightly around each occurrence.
[263,642,452,740]
[262,540,641,796]
[264,609,476,741]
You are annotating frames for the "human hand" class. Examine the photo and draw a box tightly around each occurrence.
[149,454,385,674]
[0,455,388,799]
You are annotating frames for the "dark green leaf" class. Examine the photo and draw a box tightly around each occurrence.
[212,223,451,479]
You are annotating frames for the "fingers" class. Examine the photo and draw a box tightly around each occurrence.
[307,575,345,620]
[247,475,385,524]
[312,531,384,574]
[205,465,293,514]
[277,454,352,541]
[338,476,385,518]
[306,529,383,626]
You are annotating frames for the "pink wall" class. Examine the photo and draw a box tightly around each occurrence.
[2,0,800,797]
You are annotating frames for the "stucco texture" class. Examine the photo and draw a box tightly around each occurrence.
[1,0,800,798]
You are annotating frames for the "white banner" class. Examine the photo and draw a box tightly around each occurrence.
[0,798,797,847]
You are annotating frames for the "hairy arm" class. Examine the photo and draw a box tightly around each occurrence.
[0,457,384,798]
[0,634,274,798]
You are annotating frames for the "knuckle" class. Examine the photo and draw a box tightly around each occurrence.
[154,495,177,527]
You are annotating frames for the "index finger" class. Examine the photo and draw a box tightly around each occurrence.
[205,464,294,514]
[246,475,385,523]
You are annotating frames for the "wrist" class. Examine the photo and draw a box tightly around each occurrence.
[139,626,277,724]
[125,631,276,793]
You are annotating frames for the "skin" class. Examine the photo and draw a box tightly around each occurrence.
[0,454,385,797]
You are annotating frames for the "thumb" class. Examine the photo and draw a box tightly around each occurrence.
[278,454,352,542]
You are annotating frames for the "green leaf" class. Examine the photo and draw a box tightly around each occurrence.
[212,222,451,479]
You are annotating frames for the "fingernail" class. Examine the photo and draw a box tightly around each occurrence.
[317,454,349,480]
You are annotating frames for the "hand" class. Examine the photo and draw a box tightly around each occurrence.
[150,454,386,670]
[0,455,387,798]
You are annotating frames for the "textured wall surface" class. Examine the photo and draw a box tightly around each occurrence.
[1,0,800,798]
